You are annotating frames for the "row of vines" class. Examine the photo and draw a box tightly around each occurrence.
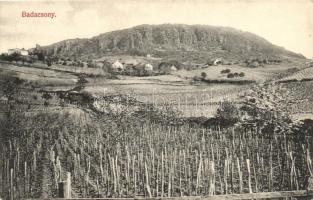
[1,110,312,199]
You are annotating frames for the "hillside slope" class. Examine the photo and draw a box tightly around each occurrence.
[39,24,305,60]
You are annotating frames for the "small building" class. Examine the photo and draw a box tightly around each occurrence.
[213,58,222,65]
[8,48,28,56]
[0,96,8,103]
[8,48,21,55]
[170,65,177,71]
[111,60,124,71]
[144,63,153,71]
[20,48,29,56]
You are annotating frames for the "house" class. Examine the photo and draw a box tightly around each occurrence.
[111,60,124,71]
[213,58,222,65]
[20,48,29,56]
[7,48,28,56]
[8,48,21,55]
[170,65,177,71]
[144,63,153,71]
[0,96,8,103]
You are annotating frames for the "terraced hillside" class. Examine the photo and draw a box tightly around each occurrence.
[279,66,313,82]
[279,81,313,120]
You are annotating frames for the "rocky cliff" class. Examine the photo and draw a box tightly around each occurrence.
[40,24,305,60]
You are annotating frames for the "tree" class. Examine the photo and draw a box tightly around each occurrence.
[239,72,245,77]
[0,73,24,101]
[0,53,21,62]
[221,69,231,74]
[201,72,207,79]
[46,58,52,66]
[291,119,313,139]
[42,93,52,100]
[238,84,292,137]
[0,74,25,141]
[215,101,240,127]
[227,73,234,78]
[36,51,45,61]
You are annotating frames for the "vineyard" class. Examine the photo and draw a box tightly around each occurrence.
[1,60,313,199]
[0,107,312,199]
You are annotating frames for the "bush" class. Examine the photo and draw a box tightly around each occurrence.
[201,72,207,79]
[0,73,24,100]
[239,72,245,77]
[215,101,240,127]
[227,73,234,78]
[291,119,313,139]
[44,101,49,107]
[36,52,45,61]
[221,69,231,74]
[46,59,52,67]
[0,53,22,62]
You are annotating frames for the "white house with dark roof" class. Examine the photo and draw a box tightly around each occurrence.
[144,63,153,71]
[170,65,177,71]
[8,48,28,56]
[112,60,124,71]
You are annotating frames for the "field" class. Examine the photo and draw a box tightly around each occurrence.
[1,109,312,198]
[0,61,251,117]
[1,60,311,119]
[1,59,313,199]
[83,75,250,117]
[1,61,311,119]
[82,62,305,118]
[0,63,77,87]
[48,64,108,77]
[172,65,280,82]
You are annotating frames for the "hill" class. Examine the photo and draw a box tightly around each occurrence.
[38,24,305,61]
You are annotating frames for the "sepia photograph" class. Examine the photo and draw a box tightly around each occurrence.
[0,0,313,199]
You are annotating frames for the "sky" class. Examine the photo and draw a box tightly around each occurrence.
[0,0,313,58]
